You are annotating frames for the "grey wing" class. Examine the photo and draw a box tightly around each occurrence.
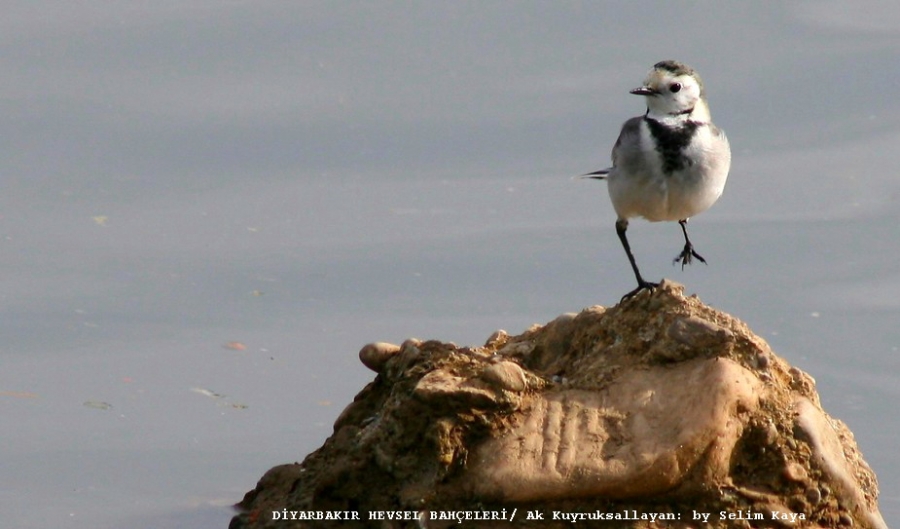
[581,116,645,179]
[610,116,645,172]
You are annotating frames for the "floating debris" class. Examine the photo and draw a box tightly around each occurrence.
[191,387,247,410]
[191,387,225,399]
[0,390,39,399]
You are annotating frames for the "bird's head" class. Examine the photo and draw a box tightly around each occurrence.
[631,60,709,121]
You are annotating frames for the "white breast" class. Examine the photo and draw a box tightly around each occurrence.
[607,121,731,222]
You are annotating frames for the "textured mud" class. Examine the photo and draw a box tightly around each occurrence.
[230,281,885,529]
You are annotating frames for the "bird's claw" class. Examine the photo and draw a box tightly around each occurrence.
[673,244,706,270]
[620,280,660,302]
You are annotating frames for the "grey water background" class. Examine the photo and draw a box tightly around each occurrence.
[1,2,899,527]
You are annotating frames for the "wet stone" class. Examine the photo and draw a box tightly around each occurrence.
[806,486,822,504]
[480,361,527,392]
[667,315,734,349]
[358,342,400,373]
[484,329,509,348]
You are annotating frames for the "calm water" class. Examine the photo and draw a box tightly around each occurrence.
[2,3,899,527]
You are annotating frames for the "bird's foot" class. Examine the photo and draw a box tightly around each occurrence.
[673,244,707,269]
[620,280,660,302]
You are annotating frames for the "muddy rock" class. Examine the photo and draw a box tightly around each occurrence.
[230,281,886,529]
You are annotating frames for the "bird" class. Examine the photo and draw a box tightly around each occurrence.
[583,60,731,301]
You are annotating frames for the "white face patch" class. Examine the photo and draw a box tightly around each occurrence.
[642,70,703,119]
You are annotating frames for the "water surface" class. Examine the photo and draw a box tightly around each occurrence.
[2,3,899,527]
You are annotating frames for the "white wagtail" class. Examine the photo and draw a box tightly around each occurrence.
[583,60,731,300]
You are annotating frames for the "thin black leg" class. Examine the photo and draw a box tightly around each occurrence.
[673,218,707,269]
[616,218,658,300]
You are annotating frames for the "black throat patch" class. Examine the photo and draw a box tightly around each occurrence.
[644,117,700,174]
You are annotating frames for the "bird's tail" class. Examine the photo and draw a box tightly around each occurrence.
[578,168,611,180]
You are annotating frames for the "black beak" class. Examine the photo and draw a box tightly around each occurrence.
[630,86,658,96]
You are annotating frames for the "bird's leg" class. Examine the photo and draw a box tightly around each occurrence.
[616,218,658,300]
[673,218,707,269]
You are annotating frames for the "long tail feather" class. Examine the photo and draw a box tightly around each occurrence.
[578,168,610,180]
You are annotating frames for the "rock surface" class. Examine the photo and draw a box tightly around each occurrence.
[230,281,886,528]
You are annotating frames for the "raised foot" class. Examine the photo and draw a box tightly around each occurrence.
[620,280,660,302]
[673,244,707,270]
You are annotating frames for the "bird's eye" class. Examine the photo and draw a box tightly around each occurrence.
[669,83,682,93]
